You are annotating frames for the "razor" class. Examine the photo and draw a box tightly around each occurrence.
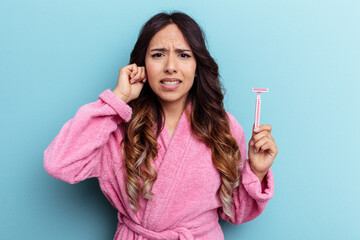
[252,88,269,131]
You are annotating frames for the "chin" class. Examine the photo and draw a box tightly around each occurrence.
[156,93,188,105]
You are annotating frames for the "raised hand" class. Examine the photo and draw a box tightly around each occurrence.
[248,124,278,182]
[112,63,147,103]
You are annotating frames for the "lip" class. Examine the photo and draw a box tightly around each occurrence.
[160,78,182,90]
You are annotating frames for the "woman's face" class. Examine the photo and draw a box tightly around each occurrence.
[145,23,197,107]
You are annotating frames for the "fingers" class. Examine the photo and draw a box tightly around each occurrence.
[250,124,276,153]
[129,64,147,84]
[254,124,272,133]
[252,131,267,142]
[250,136,277,154]
[252,129,274,142]
[252,136,271,152]
[251,124,273,142]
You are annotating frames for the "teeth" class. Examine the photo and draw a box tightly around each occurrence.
[163,81,180,85]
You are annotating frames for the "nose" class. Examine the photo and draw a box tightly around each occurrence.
[164,52,177,74]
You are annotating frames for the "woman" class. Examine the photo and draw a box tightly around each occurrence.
[44,11,278,240]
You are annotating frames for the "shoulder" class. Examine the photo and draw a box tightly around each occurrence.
[225,111,245,143]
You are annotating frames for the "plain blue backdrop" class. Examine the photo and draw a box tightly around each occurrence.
[1,0,359,239]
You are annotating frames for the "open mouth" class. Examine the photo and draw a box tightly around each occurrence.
[160,80,182,85]
[160,78,182,90]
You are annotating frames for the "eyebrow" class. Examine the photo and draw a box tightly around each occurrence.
[149,48,191,52]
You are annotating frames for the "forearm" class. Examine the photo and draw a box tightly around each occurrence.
[44,89,132,183]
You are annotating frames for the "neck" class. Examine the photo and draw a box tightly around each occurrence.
[158,97,191,139]
[160,98,186,123]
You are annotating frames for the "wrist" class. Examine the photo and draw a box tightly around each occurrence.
[255,172,267,183]
[112,88,130,103]
[249,164,267,182]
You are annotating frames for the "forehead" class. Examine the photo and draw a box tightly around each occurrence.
[148,24,191,48]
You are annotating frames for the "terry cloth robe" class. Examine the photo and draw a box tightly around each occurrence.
[44,89,274,240]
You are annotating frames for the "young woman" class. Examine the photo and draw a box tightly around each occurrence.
[44,11,278,240]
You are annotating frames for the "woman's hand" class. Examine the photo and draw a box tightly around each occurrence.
[112,63,147,103]
[248,124,278,182]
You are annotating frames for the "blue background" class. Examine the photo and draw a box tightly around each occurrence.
[1,0,359,239]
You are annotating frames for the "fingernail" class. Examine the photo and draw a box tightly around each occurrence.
[254,128,260,132]
[130,79,135,84]
[131,74,135,78]
[254,148,257,153]
[250,140,254,146]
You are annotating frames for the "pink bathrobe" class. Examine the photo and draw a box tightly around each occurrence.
[44,89,274,240]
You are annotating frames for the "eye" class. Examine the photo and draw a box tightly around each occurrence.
[151,53,163,58]
[179,53,191,58]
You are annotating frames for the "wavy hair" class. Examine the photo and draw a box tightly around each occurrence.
[121,11,242,221]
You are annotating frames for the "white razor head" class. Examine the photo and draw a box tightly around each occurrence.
[252,88,269,92]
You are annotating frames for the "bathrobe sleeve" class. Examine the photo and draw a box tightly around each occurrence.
[218,112,274,225]
[43,89,132,184]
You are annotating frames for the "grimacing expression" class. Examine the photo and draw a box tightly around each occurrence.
[145,23,197,106]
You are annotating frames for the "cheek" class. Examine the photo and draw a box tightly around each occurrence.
[188,78,195,89]
[187,60,197,76]
[145,62,161,79]
[145,65,158,91]
[186,64,197,82]
[188,64,196,88]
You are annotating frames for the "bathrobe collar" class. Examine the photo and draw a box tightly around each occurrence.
[143,103,194,230]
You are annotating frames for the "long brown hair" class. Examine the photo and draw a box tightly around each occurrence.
[121,11,242,221]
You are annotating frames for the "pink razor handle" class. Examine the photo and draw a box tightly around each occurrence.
[252,88,269,130]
